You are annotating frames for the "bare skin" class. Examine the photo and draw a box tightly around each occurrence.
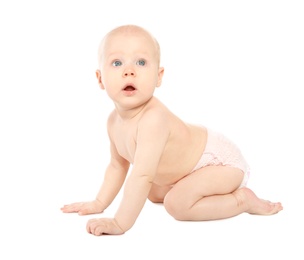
[61,25,283,236]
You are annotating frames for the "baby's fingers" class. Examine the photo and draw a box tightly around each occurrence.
[86,218,124,236]
[60,202,84,213]
[86,218,108,236]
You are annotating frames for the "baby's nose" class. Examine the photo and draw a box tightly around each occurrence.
[123,68,136,77]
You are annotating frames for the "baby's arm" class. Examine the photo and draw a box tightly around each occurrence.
[61,118,130,215]
[115,112,170,231]
[86,110,170,235]
[60,148,129,215]
[94,141,130,211]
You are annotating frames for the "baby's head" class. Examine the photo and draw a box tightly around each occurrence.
[96,24,164,100]
[97,24,161,69]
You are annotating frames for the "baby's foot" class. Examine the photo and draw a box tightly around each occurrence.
[234,187,283,215]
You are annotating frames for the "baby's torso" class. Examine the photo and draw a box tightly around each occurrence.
[153,123,207,185]
[110,100,207,186]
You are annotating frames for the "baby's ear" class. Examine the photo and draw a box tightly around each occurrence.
[96,70,105,89]
[157,67,164,87]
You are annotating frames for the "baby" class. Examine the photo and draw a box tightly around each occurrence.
[61,24,283,236]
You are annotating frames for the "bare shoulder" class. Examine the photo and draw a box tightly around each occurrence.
[107,109,117,124]
[138,98,171,130]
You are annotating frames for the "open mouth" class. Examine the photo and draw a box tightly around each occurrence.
[123,84,136,91]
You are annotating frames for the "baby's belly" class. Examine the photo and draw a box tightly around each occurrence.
[152,171,190,186]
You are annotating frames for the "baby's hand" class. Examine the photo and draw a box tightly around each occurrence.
[86,218,124,236]
[60,200,104,215]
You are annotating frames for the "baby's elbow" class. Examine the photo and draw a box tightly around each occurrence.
[139,174,154,184]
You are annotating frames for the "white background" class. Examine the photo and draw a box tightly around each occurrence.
[0,0,303,259]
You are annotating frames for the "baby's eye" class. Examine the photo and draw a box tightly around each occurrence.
[136,59,146,66]
[112,60,122,67]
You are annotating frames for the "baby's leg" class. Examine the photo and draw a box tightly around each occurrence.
[163,166,283,221]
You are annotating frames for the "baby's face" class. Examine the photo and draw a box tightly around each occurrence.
[98,30,163,108]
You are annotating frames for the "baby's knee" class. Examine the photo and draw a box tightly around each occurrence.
[163,192,188,220]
